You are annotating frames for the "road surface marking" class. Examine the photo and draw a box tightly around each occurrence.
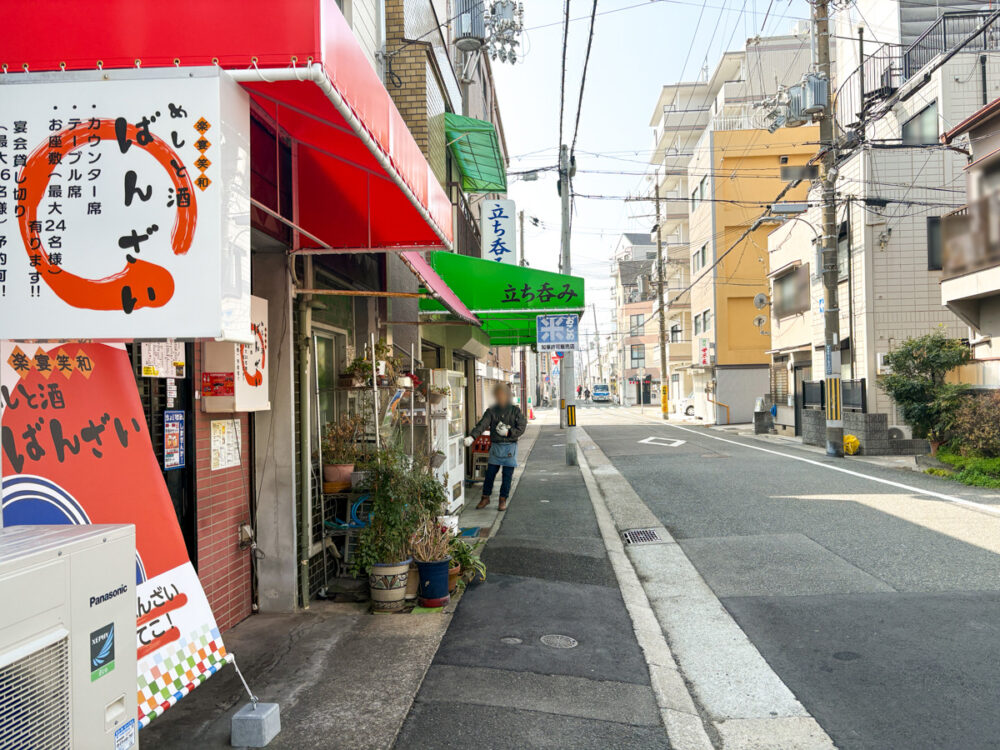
[639,436,686,448]
[662,423,1000,518]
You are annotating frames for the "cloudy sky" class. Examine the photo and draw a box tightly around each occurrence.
[492,0,812,347]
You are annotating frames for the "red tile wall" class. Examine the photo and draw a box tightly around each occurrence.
[193,347,253,633]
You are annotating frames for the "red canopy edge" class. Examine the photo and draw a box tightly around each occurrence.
[1,0,454,250]
[400,252,480,326]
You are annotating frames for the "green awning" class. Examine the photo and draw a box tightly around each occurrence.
[419,251,585,346]
[444,113,507,193]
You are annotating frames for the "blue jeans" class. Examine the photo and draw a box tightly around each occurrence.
[483,462,514,499]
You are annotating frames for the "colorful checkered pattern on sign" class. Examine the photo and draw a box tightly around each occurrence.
[137,623,231,728]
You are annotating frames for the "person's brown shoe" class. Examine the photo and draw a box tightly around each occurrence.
[476,495,490,509]
[498,497,508,511]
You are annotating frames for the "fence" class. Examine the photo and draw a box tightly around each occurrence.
[802,378,867,412]
[903,11,1000,80]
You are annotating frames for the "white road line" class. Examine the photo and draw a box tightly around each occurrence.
[659,422,1000,519]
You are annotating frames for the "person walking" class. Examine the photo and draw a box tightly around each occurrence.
[576,384,582,399]
[584,388,591,402]
[464,383,527,511]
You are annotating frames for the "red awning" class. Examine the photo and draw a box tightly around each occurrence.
[400,252,479,326]
[2,0,453,253]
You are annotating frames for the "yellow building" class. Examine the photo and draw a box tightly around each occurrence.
[687,126,818,423]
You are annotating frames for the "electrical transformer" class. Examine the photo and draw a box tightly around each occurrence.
[0,525,137,750]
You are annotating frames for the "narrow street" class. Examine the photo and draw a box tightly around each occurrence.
[573,405,1000,749]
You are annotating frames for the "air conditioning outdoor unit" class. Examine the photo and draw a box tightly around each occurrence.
[0,525,137,750]
[876,352,892,374]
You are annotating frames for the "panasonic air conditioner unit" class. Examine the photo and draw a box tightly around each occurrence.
[0,525,137,750]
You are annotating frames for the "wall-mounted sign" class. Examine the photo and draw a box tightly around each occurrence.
[1,342,229,728]
[480,198,517,264]
[536,314,579,352]
[0,68,252,341]
[163,409,185,470]
[202,295,271,412]
[141,341,186,378]
[201,372,235,397]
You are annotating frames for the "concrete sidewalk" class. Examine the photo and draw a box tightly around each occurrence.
[395,425,672,749]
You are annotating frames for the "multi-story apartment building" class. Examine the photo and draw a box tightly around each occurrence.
[650,32,817,423]
[611,243,659,405]
[765,1,1000,438]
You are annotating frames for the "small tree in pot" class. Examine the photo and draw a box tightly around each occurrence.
[321,414,364,484]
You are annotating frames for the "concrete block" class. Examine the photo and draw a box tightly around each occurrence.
[231,702,280,747]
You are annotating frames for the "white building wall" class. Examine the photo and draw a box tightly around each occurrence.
[344,0,384,74]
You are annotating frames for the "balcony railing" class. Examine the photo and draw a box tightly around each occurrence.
[836,42,901,129]
[903,11,1000,80]
[803,379,867,412]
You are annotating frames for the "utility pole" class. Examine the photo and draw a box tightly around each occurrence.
[654,168,668,420]
[815,0,843,456]
[591,303,603,381]
[519,210,528,409]
[558,144,578,465]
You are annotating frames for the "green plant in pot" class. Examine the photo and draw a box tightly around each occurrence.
[410,518,453,608]
[374,339,404,385]
[321,414,363,484]
[428,384,451,405]
[351,453,422,613]
[342,356,374,387]
[449,537,486,590]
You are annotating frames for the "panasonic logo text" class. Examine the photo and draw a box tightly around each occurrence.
[90,584,129,607]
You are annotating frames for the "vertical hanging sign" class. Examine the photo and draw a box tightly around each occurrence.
[480,198,517,264]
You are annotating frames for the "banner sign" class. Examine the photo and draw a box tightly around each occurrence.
[480,198,516,264]
[164,410,185,470]
[141,342,186,379]
[1,342,230,728]
[202,295,270,412]
[0,68,252,342]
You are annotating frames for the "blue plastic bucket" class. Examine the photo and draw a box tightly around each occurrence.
[415,556,452,607]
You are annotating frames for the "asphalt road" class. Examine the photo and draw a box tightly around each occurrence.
[581,406,1000,750]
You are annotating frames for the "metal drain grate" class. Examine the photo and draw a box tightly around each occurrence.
[622,528,664,545]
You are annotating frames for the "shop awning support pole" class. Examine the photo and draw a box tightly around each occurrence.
[410,343,416,460]
[297,257,314,609]
[558,144,578,466]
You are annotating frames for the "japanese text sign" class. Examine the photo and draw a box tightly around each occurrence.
[202,295,270,412]
[1,342,230,727]
[480,198,516,264]
[0,68,252,341]
[536,314,579,351]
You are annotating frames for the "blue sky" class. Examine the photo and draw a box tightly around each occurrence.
[492,0,812,343]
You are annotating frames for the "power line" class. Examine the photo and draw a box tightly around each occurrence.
[558,0,571,150]
[570,0,600,159]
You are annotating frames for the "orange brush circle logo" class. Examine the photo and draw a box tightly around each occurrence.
[16,119,197,313]
[240,322,267,387]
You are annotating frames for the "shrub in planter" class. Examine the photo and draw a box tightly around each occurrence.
[341,357,374,387]
[449,537,486,586]
[410,518,452,607]
[351,453,422,612]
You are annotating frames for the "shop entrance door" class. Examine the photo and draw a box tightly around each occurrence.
[126,343,198,567]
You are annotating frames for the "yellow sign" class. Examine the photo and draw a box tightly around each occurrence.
[567,405,576,426]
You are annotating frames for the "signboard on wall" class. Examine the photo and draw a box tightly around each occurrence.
[202,295,270,412]
[0,68,252,341]
[0,342,230,728]
[164,409,185,470]
[210,419,241,470]
[480,198,517,264]
[536,314,579,351]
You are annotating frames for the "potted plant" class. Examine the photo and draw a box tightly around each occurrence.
[428,385,451,405]
[410,518,453,607]
[448,537,486,591]
[321,414,363,484]
[351,454,421,613]
[374,339,404,386]
[340,356,374,388]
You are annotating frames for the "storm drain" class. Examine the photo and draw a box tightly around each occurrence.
[622,528,665,545]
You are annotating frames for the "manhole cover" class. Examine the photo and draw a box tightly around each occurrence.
[622,528,664,545]
[500,636,523,645]
[540,634,578,649]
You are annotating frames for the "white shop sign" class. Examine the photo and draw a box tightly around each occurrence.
[202,295,271,412]
[0,68,251,342]
[480,198,516,264]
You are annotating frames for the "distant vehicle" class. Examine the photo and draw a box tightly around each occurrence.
[592,384,611,403]
[679,394,695,416]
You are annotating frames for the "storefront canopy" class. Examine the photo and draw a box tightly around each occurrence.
[419,252,585,346]
[444,114,508,193]
[3,0,453,253]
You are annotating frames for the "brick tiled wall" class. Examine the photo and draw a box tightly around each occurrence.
[193,346,253,633]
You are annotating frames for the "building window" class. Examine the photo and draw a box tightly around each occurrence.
[694,315,702,335]
[630,313,645,336]
[837,222,849,280]
[630,344,645,369]
[701,308,711,331]
[773,265,809,318]
[670,323,682,343]
[699,176,707,202]
[927,216,942,271]
[902,101,938,145]
[691,189,698,210]
[692,243,707,271]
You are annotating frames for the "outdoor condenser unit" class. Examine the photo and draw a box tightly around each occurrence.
[0,525,137,750]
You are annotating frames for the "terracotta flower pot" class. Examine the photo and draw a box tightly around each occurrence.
[448,563,462,594]
[323,463,354,483]
[429,391,445,405]
[369,558,412,613]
